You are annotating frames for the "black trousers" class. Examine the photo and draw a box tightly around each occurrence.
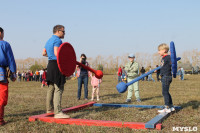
[157,73,160,81]
[161,76,173,107]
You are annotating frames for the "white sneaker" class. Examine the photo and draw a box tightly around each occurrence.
[158,108,171,113]
[170,107,175,112]
[54,112,70,119]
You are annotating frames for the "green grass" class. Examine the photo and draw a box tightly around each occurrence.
[0,74,200,132]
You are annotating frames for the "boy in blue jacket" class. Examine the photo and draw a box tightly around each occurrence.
[0,27,16,125]
[157,43,175,113]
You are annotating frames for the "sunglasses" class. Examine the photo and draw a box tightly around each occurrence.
[59,30,65,33]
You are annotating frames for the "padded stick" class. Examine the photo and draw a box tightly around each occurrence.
[116,41,181,93]
[76,61,103,79]
[116,66,161,93]
[127,67,161,86]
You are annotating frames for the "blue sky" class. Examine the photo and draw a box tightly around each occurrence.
[1,0,200,59]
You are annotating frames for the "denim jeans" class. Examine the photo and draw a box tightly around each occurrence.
[181,74,184,80]
[148,74,155,82]
[40,75,42,82]
[161,76,173,107]
[118,76,122,83]
[141,73,145,81]
[78,75,88,99]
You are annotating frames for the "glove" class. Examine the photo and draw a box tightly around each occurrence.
[10,73,17,82]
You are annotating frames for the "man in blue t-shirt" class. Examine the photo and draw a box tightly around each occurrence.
[42,25,70,119]
[43,34,63,60]
[0,27,16,125]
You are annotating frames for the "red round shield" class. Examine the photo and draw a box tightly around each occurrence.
[57,42,76,77]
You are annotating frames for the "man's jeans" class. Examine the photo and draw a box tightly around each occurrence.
[78,75,88,99]
[161,76,173,107]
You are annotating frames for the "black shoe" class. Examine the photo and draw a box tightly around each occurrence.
[77,98,80,100]
[0,120,6,126]
[125,99,131,103]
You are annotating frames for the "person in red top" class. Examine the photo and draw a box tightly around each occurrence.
[29,71,33,81]
[117,66,122,83]
[41,68,47,88]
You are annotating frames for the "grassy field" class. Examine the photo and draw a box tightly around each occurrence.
[0,74,199,132]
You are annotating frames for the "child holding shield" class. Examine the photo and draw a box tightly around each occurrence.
[157,43,175,113]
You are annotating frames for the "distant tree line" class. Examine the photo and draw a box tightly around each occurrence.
[15,57,48,72]
[15,49,200,74]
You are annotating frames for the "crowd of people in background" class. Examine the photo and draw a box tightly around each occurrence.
[16,69,47,84]
[16,65,185,86]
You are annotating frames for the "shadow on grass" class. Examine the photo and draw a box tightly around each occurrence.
[5,110,45,117]
[101,93,122,100]
[5,110,44,123]
[178,100,200,109]
[160,100,200,128]
[72,106,119,118]
[100,95,162,104]
[141,95,163,102]
[109,95,163,104]
[160,100,200,126]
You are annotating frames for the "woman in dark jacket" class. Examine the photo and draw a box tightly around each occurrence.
[76,54,90,100]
